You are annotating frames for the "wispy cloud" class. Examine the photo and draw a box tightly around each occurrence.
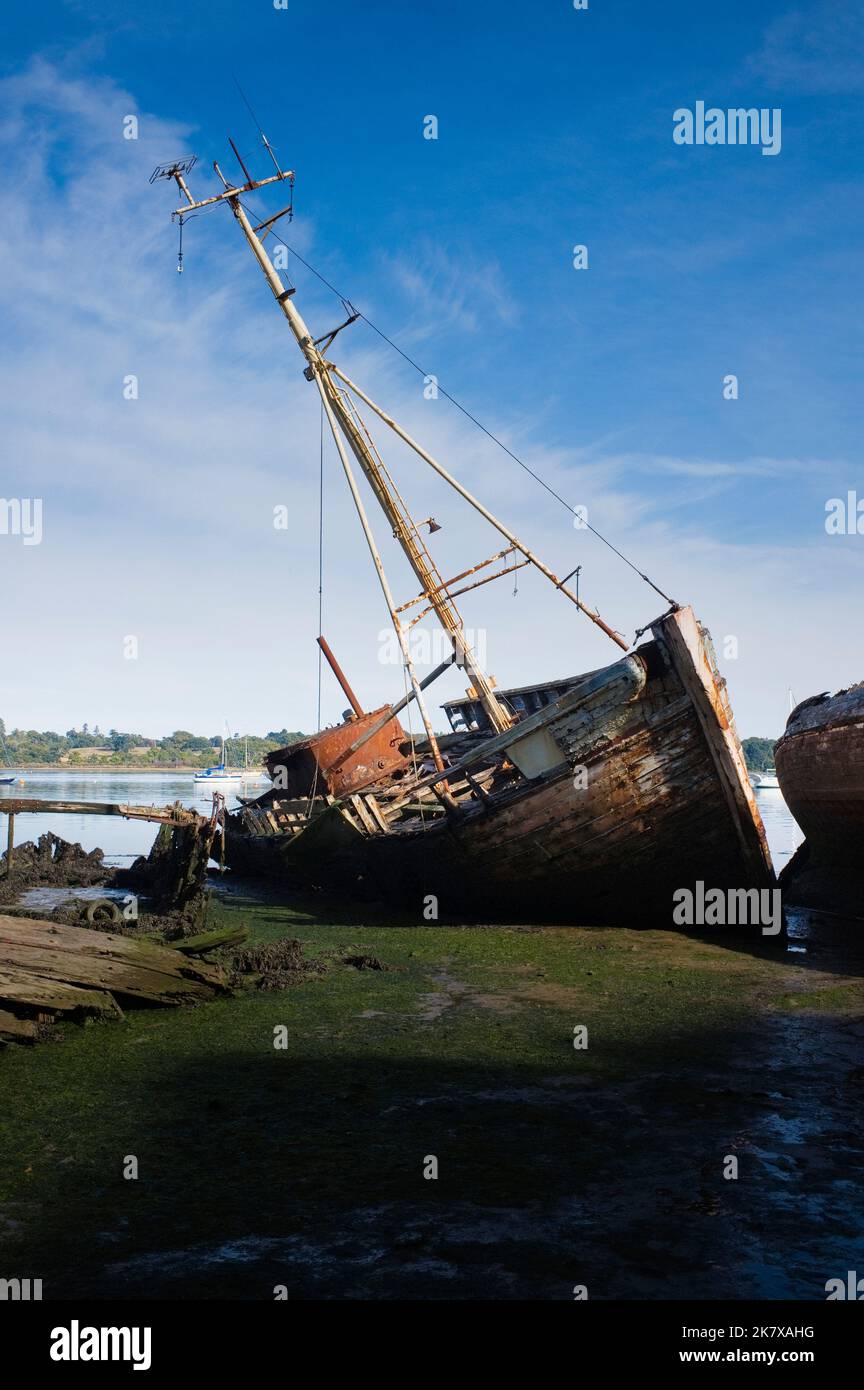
[747,2,864,94]
[385,239,518,339]
[633,454,813,480]
[1,56,861,744]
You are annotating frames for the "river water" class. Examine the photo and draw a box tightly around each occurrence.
[0,770,250,866]
[0,769,803,872]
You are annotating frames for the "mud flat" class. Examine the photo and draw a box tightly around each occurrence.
[1,878,862,1300]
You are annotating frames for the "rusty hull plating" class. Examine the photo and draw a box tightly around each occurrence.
[265,709,408,800]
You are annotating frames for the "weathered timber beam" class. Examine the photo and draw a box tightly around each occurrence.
[0,916,228,1005]
[0,968,124,1019]
[0,798,202,825]
[175,925,249,955]
[0,1007,40,1042]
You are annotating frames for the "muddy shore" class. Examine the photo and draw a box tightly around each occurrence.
[1,871,862,1300]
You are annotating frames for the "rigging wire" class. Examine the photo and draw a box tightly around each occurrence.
[234,199,675,608]
[227,84,671,604]
[234,79,267,142]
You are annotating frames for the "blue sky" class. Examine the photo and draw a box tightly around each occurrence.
[1,0,862,739]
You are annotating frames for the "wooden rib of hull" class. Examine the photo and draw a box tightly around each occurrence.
[223,607,773,924]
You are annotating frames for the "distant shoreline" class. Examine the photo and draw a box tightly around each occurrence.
[7,765,217,775]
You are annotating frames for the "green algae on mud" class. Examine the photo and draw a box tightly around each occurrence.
[1,882,863,1299]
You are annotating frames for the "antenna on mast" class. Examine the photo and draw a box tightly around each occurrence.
[228,136,254,185]
[150,157,199,272]
[149,155,198,185]
[233,77,286,178]
[150,146,294,220]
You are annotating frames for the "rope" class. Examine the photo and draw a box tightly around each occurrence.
[235,200,676,607]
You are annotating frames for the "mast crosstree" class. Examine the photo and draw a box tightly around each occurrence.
[152,141,629,766]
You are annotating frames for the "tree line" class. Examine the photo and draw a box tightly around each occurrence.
[1,717,776,771]
[0,720,304,768]
[741,737,777,772]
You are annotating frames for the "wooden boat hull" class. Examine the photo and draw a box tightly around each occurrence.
[775,686,864,864]
[222,608,772,924]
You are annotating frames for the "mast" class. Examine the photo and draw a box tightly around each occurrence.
[154,143,630,757]
[226,195,512,736]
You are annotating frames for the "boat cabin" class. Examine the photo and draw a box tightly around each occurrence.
[441,674,596,734]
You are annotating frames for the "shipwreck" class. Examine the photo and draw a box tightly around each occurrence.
[150,142,774,923]
[776,684,864,918]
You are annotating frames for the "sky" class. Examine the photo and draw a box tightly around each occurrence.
[0,0,862,741]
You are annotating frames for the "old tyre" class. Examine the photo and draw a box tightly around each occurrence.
[84,898,123,927]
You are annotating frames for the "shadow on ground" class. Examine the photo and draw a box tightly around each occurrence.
[4,1004,862,1301]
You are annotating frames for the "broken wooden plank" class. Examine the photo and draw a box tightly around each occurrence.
[364,795,391,834]
[0,916,222,974]
[0,798,204,825]
[0,1007,40,1042]
[0,969,123,1019]
[175,925,249,955]
[349,794,378,836]
[0,943,217,1005]
[0,915,228,1006]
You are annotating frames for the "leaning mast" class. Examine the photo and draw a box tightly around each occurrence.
[152,141,628,762]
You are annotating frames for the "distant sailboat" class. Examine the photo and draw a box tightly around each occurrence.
[240,737,269,787]
[0,727,22,785]
[752,769,780,790]
[193,727,244,792]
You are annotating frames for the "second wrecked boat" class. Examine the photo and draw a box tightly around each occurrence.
[152,144,774,923]
[775,684,864,917]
